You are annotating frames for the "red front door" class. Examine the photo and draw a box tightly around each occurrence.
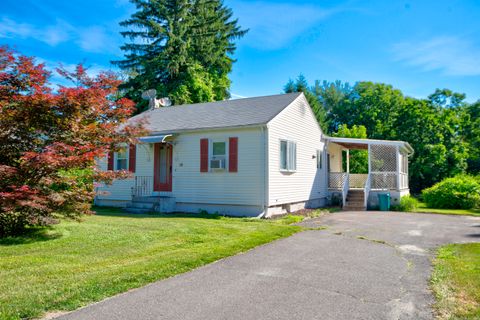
[153,143,172,192]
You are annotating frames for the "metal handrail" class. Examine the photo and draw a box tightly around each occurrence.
[131,176,153,197]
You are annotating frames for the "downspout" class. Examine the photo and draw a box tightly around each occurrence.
[257,125,269,218]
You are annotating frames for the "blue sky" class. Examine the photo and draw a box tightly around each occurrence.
[1,0,480,102]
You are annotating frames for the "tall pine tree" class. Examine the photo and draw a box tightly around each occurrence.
[114,0,247,112]
[284,75,329,132]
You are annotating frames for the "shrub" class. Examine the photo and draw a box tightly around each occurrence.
[422,175,480,209]
[398,195,419,212]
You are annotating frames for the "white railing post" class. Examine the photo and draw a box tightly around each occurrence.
[346,149,350,173]
[364,174,370,208]
[396,146,401,191]
[342,173,349,207]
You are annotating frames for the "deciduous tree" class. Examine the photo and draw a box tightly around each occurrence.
[0,46,144,237]
[332,124,368,174]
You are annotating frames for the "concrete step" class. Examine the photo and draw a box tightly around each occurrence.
[347,190,364,194]
[127,196,176,213]
[132,196,172,203]
[123,207,154,214]
[347,195,364,200]
[347,200,364,205]
[127,202,156,210]
[343,206,367,211]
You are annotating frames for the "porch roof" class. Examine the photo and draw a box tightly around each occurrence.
[138,134,174,143]
[325,136,414,154]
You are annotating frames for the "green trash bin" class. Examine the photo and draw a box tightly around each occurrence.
[378,193,391,211]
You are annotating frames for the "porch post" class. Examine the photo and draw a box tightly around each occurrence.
[367,144,371,175]
[396,145,401,191]
[346,149,350,173]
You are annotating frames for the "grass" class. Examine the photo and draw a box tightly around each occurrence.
[271,208,340,225]
[0,208,301,320]
[431,243,480,319]
[413,202,480,217]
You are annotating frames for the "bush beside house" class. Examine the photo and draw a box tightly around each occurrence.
[422,175,480,209]
[398,195,419,212]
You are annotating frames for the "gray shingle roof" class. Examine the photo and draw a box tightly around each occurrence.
[128,92,302,134]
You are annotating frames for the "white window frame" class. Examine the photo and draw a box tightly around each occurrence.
[115,146,129,171]
[279,139,297,172]
[209,139,228,171]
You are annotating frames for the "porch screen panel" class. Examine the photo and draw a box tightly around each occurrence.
[370,144,398,190]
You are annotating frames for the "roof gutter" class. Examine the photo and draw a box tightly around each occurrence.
[148,123,266,136]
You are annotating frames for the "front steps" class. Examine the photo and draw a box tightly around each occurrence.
[343,190,366,211]
[124,196,176,214]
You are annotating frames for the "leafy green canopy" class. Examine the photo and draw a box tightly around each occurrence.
[284,76,479,193]
[422,175,480,209]
[114,0,247,112]
[332,124,368,174]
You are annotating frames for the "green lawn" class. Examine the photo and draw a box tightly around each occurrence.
[431,243,480,319]
[414,202,480,217]
[0,208,300,320]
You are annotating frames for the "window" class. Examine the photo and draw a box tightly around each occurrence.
[317,149,322,169]
[116,148,128,170]
[280,140,296,172]
[212,141,226,158]
[210,140,227,170]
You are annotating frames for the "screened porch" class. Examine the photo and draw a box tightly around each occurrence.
[325,137,413,208]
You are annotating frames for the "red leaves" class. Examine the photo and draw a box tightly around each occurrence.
[0,45,147,235]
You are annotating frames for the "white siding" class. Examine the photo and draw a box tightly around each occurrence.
[267,95,327,206]
[173,127,265,206]
[328,143,344,172]
[95,127,265,211]
[96,145,153,202]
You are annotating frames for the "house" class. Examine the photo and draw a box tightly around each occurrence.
[95,92,413,217]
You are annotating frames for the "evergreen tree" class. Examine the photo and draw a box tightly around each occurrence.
[114,0,247,112]
[284,75,328,131]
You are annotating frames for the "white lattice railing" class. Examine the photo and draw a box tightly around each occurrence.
[370,172,397,190]
[131,176,153,197]
[329,172,347,189]
[349,174,368,188]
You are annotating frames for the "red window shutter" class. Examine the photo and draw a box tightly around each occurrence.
[128,144,136,173]
[200,138,209,172]
[229,137,238,172]
[107,151,114,171]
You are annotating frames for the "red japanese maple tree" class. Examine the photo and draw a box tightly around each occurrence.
[0,46,145,236]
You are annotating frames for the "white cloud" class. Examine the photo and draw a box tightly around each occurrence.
[392,36,480,76]
[77,26,118,53]
[230,1,339,50]
[0,17,73,46]
[0,16,119,53]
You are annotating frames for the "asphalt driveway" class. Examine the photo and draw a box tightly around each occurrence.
[57,211,480,320]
